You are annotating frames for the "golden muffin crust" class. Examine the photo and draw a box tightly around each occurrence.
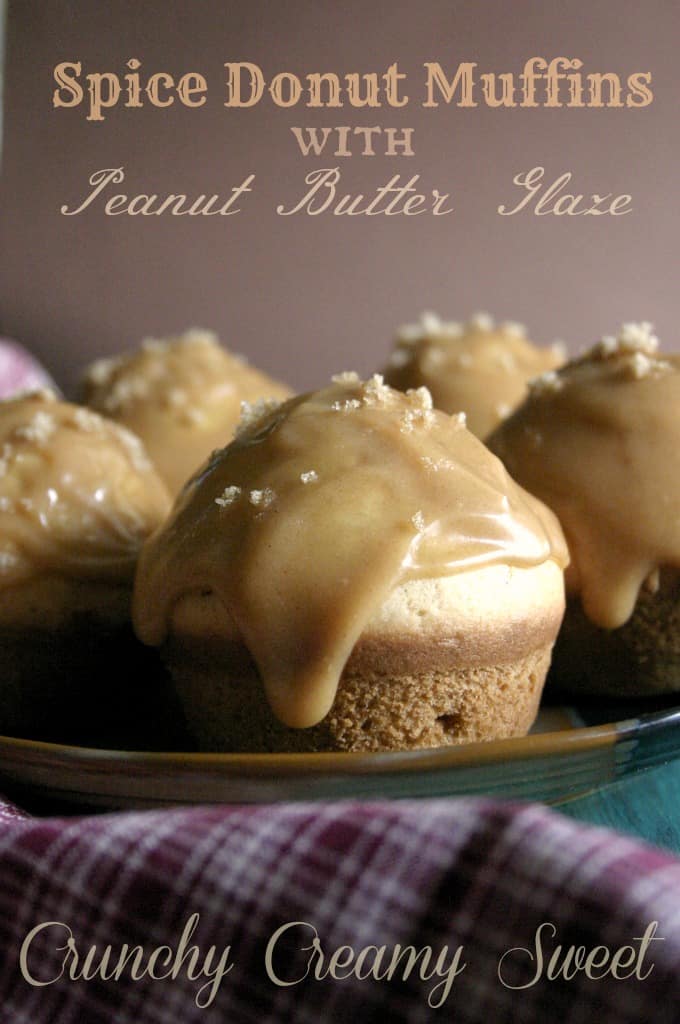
[384,312,564,438]
[81,328,292,495]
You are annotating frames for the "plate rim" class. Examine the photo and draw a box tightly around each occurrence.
[1,704,678,780]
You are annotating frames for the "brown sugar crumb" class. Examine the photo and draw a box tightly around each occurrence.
[13,411,57,446]
[331,398,362,412]
[401,386,436,433]
[331,371,361,385]
[396,312,464,344]
[215,485,242,508]
[528,369,564,397]
[467,312,495,332]
[387,348,412,369]
[411,510,426,532]
[500,321,527,338]
[235,397,284,438]
[0,443,13,478]
[249,488,276,509]
[361,373,392,407]
[71,408,105,433]
[84,357,120,388]
[592,322,658,361]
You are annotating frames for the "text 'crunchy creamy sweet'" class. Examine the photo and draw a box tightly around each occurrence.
[134,374,567,728]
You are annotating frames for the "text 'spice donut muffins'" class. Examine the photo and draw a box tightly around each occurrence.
[81,329,292,496]
[0,390,171,740]
[487,323,680,697]
[383,312,565,439]
[133,373,568,753]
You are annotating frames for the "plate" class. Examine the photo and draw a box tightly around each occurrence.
[0,697,679,811]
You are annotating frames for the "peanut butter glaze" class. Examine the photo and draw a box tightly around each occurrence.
[0,391,171,587]
[134,374,567,729]
[487,323,680,630]
[384,313,565,438]
[81,329,292,496]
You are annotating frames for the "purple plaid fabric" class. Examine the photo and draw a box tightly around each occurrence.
[0,797,678,1024]
[0,338,57,398]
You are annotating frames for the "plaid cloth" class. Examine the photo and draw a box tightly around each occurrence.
[0,796,678,1024]
[0,338,56,398]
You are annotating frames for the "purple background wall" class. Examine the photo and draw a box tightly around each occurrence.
[0,0,677,395]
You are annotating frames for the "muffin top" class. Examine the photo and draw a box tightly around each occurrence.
[487,323,680,629]
[81,329,292,496]
[134,373,567,728]
[384,312,565,438]
[0,390,170,588]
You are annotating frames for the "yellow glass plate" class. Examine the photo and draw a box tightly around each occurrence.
[0,701,678,811]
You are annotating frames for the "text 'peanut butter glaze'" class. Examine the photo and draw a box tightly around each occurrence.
[384,312,565,439]
[488,323,680,630]
[0,390,171,587]
[82,329,292,496]
[134,374,567,729]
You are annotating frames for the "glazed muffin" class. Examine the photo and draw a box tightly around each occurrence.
[133,373,568,752]
[0,390,171,740]
[487,323,680,696]
[81,329,292,496]
[383,312,565,439]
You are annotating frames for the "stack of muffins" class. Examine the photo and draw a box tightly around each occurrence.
[1,314,677,752]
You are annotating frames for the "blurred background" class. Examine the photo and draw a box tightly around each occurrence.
[0,0,677,395]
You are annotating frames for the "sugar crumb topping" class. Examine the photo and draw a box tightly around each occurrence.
[300,470,318,484]
[494,349,518,374]
[361,373,392,407]
[529,369,564,396]
[406,386,433,411]
[500,321,527,338]
[249,488,276,509]
[215,485,242,508]
[331,371,360,385]
[411,510,426,532]
[421,455,455,472]
[0,550,19,571]
[0,443,13,478]
[468,312,495,332]
[387,348,412,369]
[396,312,464,344]
[235,397,283,437]
[71,407,104,433]
[85,357,120,388]
[13,411,57,446]
[593,322,659,360]
[331,398,362,412]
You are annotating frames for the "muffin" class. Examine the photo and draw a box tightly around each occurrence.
[383,312,565,438]
[487,322,680,696]
[133,373,568,752]
[81,328,292,496]
[0,389,171,740]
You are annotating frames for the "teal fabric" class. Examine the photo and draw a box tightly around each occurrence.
[559,759,680,855]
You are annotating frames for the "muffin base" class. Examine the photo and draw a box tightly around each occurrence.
[548,570,680,697]
[165,635,553,753]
